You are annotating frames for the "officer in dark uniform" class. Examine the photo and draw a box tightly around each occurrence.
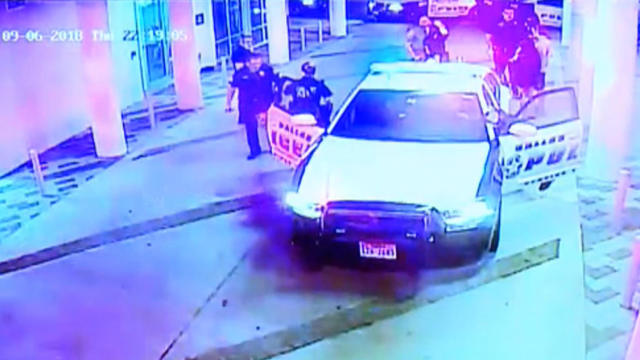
[284,61,333,128]
[225,52,276,160]
[492,2,527,82]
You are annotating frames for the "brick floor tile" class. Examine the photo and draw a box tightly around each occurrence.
[586,285,621,305]
[586,265,619,280]
[586,324,627,352]
[586,330,629,360]
[583,209,610,222]
[581,195,607,205]
[608,248,633,261]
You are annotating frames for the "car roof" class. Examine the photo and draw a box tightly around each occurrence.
[369,62,491,78]
[362,63,490,94]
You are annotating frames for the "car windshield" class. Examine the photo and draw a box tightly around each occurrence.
[330,90,488,142]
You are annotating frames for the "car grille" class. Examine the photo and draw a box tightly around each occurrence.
[323,201,427,239]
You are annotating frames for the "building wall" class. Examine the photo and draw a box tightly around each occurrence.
[107,0,145,109]
[193,0,217,69]
[0,1,91,175]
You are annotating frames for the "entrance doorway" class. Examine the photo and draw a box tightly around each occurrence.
[134,0,173,92]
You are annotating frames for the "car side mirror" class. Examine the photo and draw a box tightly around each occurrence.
[290,113,317,126]
[509,122,538,138]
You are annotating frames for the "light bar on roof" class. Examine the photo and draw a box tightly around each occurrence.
[368,62,488,78]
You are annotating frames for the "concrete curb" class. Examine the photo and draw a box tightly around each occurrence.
[0,193,271,275]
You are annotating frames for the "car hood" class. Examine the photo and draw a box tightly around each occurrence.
[297,136,490,209]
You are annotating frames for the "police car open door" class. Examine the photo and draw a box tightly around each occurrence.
[499,87,582,194]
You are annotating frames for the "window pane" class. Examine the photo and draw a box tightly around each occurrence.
[216,41,230,59]
[517,88,579,128]
[250,0,263,27]
[228,0,242,36]
[252,28,264,45]
[145,43,167,82]
[213,0,228,40]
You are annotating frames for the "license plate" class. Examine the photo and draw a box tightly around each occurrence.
[358,241,397,260]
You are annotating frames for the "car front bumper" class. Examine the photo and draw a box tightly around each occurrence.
[291,202,495,269]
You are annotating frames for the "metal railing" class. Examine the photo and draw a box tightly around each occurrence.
[289,20,329,55]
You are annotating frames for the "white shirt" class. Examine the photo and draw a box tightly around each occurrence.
[534,34,552,72]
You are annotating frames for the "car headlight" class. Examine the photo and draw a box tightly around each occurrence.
[285,192,324,219]
[440,200,494,232]
[388,2,403,12]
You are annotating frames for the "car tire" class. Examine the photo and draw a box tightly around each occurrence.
[393,271,419,301]
[292,232,324,272]
[300,245,324,272]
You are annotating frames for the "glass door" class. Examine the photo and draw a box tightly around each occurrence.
[213,0,243,60]
[135,0,173,92]
[250,0,268,48]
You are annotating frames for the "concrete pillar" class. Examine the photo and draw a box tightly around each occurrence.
[76,0,127,158]
[266,0,290,64]
[168,0,204,110]
[583,0,639,180]
[561,0,573,47]
[572,0,597,121]
[329,0,347,37]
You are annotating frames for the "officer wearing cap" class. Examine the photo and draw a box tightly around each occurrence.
[284,61,333,128]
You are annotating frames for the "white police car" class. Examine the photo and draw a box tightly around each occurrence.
[285,62,581,269]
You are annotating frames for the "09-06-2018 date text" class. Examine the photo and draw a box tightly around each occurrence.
[0,29,188,43]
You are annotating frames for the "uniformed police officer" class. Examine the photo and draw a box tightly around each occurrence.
[491,2,527,82]
[284,61,333,128]
[225,52,276,160]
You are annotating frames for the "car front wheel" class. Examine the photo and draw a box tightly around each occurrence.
[292,231,324,272]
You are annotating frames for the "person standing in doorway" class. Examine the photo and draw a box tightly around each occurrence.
[225,52,276,160]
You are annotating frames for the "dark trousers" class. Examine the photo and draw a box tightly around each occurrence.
[241,112,261,155]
